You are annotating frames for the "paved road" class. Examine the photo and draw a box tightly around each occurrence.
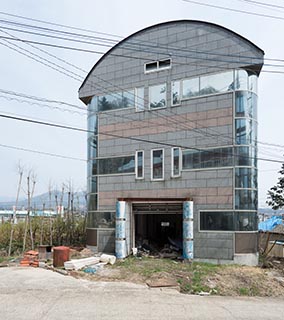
[0,267,284,320]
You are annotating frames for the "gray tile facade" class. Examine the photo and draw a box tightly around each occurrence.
[80,20,264,262]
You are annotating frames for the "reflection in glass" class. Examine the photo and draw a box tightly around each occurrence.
[88,193,98,211]
[200,211,234,231]
[234,70,248,90]
[88,96,98,113]
[235,119,256,145]
[136,151,144,179]
[236,212,258,231]
[182,78,199,99]
[88,176,97,194]
[235,91,257,119]
[182,147,233,170]
[98,156,135,175]
[88,137,97,159]
[248,72,258,93]
[88,113,98,137]
[152,149,164,179]
[122,90,135,108]
[135,87,145,111]
[149,84,166,109]
[172,147,181,176]
[200,71,234,95]
[172,81,181,105]
[235,189,257,210]
[235,168,257,189]
[87,211,115,228]
[98,90,135,112]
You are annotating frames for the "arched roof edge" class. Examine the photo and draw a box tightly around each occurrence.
[79,19,264,94]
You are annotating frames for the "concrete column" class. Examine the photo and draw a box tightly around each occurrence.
[183,201,194,260]
[115,201,126,259]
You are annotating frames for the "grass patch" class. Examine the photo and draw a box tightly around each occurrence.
[114,257,223,294]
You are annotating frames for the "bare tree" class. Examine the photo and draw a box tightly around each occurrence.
[8,163,24,256]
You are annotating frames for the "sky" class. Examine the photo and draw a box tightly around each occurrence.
[0,0,283,207]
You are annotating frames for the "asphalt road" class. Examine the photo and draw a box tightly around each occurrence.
[0,267,284,320]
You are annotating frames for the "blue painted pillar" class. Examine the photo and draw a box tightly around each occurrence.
[115,201,127,259]
[183,201,194,260]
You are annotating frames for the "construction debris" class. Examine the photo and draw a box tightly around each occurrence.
[20,250,39,267]
[100,254,116,265]
[64,257,100,271]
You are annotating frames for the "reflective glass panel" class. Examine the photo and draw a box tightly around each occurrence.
[248,72,258,94]
[182,78,199,99]
[200,71,234,95]
[149,84,167,109]
[135,87,145,111]
[234,70,248,90]
[88,137,97,159]
[235,212,258,231]
[235,189,258,210]
[122,89,135,108]
[88,176,97,194]
[152,149,164,179]
[97,156,135,175]
[235,91,257,119]
[136,151,144,179]
[87,212,115,228]
[88,113,98,137]
[172,81,181,105]
[200,211,234,231]
[92,159,97,175]
[88,96,98,113]
[235,119,256,145]
[88,193,98,211]
[235,168,257,189]
[182,149,200,169]
[172,147,181,176]
[87,160,93,178]
[98,92,122,112]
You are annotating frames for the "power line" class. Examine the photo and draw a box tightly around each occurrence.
[181,0,284,21]
[0,143,86,162]
[0,112,283,165]
[236,0,284,11]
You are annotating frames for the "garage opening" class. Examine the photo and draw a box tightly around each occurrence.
[133,203,183,257]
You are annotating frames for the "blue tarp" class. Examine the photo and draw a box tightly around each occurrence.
[258,216,283,231]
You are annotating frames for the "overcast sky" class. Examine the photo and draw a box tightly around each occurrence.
[0,0,283,206]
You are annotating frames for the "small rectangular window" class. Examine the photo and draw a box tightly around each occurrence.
[151,149,164,180]
[158,59,171,69]
[171,147,181,177]
[135,87,145,112]
[135,151,144,179]
[145,61,158,72]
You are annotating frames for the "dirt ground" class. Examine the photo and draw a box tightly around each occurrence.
[2,248,284,297]
[69,254,284,297]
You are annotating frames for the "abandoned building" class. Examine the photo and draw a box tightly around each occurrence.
[79,20,264,265]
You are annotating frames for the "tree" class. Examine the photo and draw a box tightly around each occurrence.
[267,163,284,210]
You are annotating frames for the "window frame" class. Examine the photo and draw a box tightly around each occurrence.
[144,58,172,74]
[135,87,145,112]
[148,83,167,110]
[171,147,181,178]
[135,150,144,179]
[151,148,164,181]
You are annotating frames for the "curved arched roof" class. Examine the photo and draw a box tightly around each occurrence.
[79,19,264,92]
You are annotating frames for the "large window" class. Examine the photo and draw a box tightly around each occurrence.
[87,212,115,228]
[235,91,257,119]
[135,151,144,179]
[149,84,167,109]
[235,168,257,189]
[98,89,135,112]
[200,71,234,95]
[182,147,234,170]
[151,149,164,180]
[235,119,256,145]
[200,211,258,231]
[171,147,181,177]
[182,78,199,99]
[97,156,135,175]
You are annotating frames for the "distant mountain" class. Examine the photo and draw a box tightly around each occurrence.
[0,191,87,210]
